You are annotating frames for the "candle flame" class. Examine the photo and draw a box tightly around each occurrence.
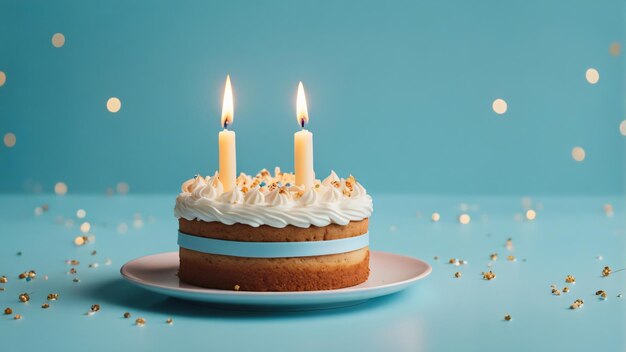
[296,81,309,128]
[221,75,234,128]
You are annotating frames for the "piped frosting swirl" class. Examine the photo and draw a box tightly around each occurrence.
[174,168,373,228]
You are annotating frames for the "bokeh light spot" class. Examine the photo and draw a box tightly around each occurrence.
[107,97,121,113]
[585,68,599,84]
[458,214,471,224]
[0,71,6,86]
[610,42,621,56]
[492,99,508,115]
[4,133,16,147]
[116,182,129,194]
[52,33,65,48]
[54,182,68,195]
[619,120,626,136]
[572,147,586,162]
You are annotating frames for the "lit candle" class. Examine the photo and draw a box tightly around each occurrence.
[294,81,315,188]
[219,75,236,192]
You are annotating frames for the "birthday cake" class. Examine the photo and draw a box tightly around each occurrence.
[174,168,373,291]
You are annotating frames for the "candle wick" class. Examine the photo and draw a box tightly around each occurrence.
[300,119,305,129]
[223,121,229,130]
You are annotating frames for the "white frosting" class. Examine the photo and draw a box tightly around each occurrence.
[174,170,373,228]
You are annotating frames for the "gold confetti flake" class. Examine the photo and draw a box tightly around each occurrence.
[166,318,173,325]
[135,317,146,326]
[504,314,512,321]
[47,293,59,301]
[90,304,100,312]
[563,287,570,293]
[41,303,50,309]
[507,255,516,262]
[570,299,584,310]
[234,284,241,291]
[4,307,12,315]
[552,288,561,296]
[454,272,462,278]
[124,312,131,318]
[448,258,457,264]
[18,293,30,302]
[14,314,22,320]
[482,271,496,280]
[490,253,498,261]
[565,275,576,284]
[0,276,7,283]
[595,290,607,300]
[601,266,612,277]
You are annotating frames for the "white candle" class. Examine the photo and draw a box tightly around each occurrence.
[218,75,236,192]
[295,82,315,188]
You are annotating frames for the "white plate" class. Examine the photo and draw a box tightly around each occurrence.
[120,251,432,310]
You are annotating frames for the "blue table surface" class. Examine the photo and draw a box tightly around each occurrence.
[1,194,625,351]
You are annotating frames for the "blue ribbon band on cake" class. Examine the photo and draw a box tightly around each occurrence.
[177,231,369,258]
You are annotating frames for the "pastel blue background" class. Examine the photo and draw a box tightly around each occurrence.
[1,0,625,194]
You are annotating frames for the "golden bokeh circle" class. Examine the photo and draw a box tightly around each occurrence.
[431,212,441,222]
[54,182,68,195]
[0,71,6,87]
[3,133,16,147]
[76,209,87,219]
[610,42,621,57]
[51,33,65,48]
[525,209,536,220]
[492,99,508,115]
[116,182,129,194]
[107,97,122,113]
[619,120,626,136]
[585,68,599,84]
[458,214,471,224]
[80,222,91,233]
[572,147,586,162]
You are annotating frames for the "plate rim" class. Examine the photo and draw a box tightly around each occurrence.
[120,250,432,297]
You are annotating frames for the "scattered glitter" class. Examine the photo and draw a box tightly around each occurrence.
[585,68,599,84]
[482,271,496,280]
[492,98,508,114]
[51,33,65,47]
[116,182,130,194]
[104,259,112,266]
[124,312,131,318]
[107,97,122,113]
[595,290,607,300]
[117,223,128,234]
[620,120,626,136]
[507,255,516,262]
[458,214,471,224]
[571,147,586,162]
[601,266,612,277]
[69,268,77,275]
[0,276,7,283]
[41,303,50,309]
[565,275,576,284]
[0,71,5,86]
[234,284,241,291]
[525,209,536,221]
[76,209,87,219]
[14,314,22,320]
[3,133,16,148]
[490,253,498,261]
[47,293,59,301]
[4,307,12,315]
[431,212,440,222]
[449,258,457,264]
[135,317,146,326]
[90,304,100,312]
[506,238,513,250]
[504,314,512,322]
[80,222,91,233]
[563,287,570,293]
[18,293,30,302]
[570,299,584,310]
[166,318,173,325]
[54,182,68,195]
[454,272,462,278]
[69,259,80,266]
[552,288,561,296]
[73,278,80,283]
